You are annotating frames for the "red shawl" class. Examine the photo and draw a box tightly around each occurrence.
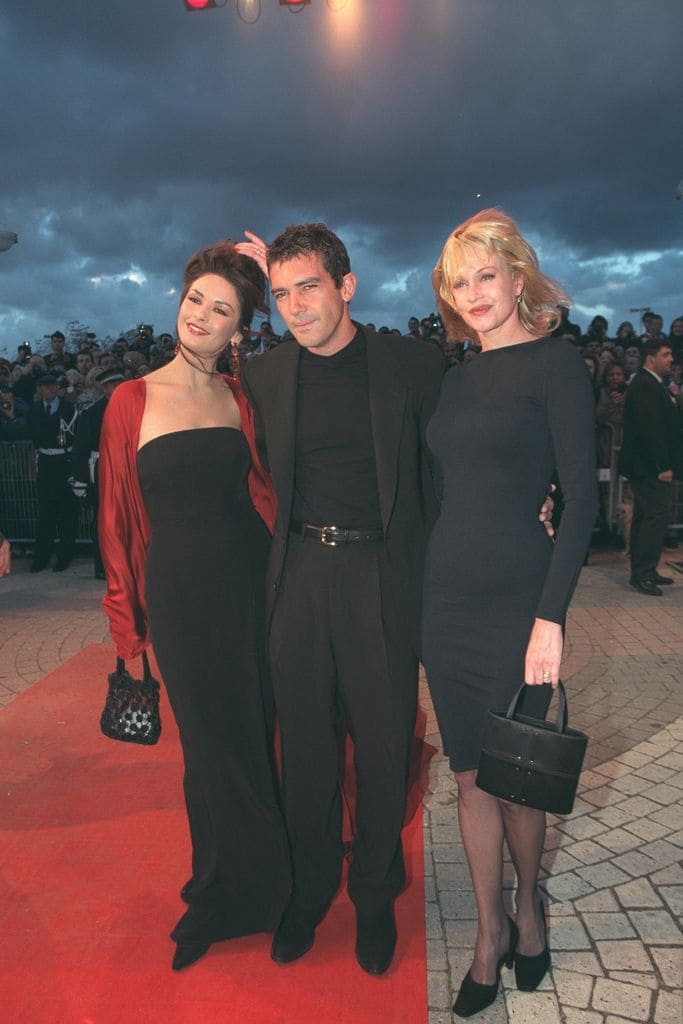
[98,375,276,660]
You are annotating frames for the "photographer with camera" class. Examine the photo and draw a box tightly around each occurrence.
[27,373,78,573]
[15,341,32,366]
[0,383,30,441]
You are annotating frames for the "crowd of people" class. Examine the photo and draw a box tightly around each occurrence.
[0,297,681,586]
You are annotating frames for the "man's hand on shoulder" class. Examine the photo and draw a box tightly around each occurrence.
[539,484,556,539]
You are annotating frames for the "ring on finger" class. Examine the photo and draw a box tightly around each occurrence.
[542,670,551,683]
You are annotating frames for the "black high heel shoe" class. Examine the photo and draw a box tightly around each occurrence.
[453,916,518,1019]
[514,898,550,991]
[172,941,211,971]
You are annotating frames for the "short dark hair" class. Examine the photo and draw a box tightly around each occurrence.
[181,240,267,335]
[267,223,351,287]
[51,331,65,342]
[642,339,672,360]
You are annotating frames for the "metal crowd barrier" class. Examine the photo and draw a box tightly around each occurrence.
[0,441,92,544]
[597,423,682,533]
[1,437,681,545]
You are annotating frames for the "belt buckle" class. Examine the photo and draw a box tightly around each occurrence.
[321,525,339,547]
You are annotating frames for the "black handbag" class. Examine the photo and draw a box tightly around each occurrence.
[100,650,161,746]
[476,682,588,814]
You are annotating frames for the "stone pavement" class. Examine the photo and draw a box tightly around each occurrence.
[422,549,683,1024]
[1,550,682,1023]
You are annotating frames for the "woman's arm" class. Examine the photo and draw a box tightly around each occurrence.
[525,342,599,685]
[98,383,151,660]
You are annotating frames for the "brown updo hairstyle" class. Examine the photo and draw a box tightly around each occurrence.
[180,240,267,340]
[433,209,570,342]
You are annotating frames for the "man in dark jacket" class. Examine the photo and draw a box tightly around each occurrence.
[241,224,443,976]
[619,340,681,595]
[27,373,78,572]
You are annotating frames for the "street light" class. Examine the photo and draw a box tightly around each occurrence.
[0,230,18,253]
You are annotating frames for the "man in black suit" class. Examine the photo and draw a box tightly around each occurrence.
[27,373,78,572]
[241,224,443,975]
[619,339,681,596]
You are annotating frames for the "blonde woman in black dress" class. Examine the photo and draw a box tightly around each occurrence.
[422,210,597,1017]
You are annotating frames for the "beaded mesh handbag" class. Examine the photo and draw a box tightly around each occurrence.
[100,650,161,745]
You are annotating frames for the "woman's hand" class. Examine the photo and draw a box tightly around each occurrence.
[524,617,563,687]
[235,231,269,278]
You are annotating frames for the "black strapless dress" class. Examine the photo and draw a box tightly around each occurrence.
[137,427,290,943]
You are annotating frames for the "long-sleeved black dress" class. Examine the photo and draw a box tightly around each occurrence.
[422,338,598,773]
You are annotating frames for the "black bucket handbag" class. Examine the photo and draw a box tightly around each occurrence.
[100,650,161,746]
[476,682,588,814]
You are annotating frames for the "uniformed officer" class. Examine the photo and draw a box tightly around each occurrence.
[27,373,78,572]
[71,367,124,578]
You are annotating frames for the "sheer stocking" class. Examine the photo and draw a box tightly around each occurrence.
[455,770,511,984]
[500,799,547,956]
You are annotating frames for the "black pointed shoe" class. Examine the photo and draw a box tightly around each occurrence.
[654,571,674,585]
[171,941,211,971]
[514,900,550,991]
[270,905,319,964]
[355,904,397,975]
[453,917,518,1018]
[629,577,663,596]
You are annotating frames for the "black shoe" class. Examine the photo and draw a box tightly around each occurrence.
[355,904,397,976]
[514,900,550,992]
[629,577,663,596]
[171,941,211,971]
[29,560,49,573]
[271,905,319,964]
[180,879,193,904]
[654,572,674,585]
[453,917,518,1018]
[53,558,72,572]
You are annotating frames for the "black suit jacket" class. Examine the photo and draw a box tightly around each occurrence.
[619,369,681,480]
[242,326,444,657]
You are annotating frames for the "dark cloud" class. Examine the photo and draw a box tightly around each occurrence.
[1,0,682,353]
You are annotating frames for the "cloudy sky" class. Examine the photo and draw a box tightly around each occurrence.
[1,0,681,357]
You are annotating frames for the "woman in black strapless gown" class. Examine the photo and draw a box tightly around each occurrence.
[424,211,597,1017]
[99,241,290,971]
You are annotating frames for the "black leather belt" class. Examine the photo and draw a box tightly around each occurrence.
[290,520,384,546]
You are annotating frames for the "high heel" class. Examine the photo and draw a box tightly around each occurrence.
[171,940,211,971]
[514,898,550,991]
[453,916,518,1018]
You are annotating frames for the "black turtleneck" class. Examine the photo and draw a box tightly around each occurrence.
[291,330,382,529]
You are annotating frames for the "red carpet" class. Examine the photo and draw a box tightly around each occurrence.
[0,645,428,1024]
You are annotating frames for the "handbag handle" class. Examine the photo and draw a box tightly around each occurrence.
[115,650,152,680]
[505,681,568,734]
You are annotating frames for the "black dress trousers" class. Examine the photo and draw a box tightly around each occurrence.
[35,453,77,564]
[268,533,418,916]
[630,478,671,579]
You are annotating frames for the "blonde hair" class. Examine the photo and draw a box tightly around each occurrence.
[433,208,570,341]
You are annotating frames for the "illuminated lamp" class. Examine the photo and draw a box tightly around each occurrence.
[279,1,312,6]
[184,0,218,10]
